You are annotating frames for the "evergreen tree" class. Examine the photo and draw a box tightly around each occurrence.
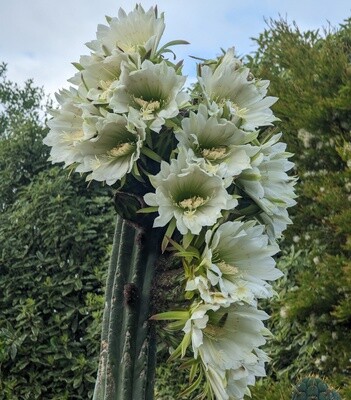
[247,18,351,398]
[0,64,115,399]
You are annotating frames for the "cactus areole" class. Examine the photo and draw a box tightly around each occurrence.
[44,4,297,400]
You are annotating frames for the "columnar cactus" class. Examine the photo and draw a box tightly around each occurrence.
[292,378,342,400]
[92,215,161,400]
[43,4,296,400]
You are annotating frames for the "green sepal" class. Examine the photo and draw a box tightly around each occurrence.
[150,310,189,321]
[140,146,163,162]
[180,331,191,358]
[179,358,198,370]
[179,368,203,398]
[165,320,186,331]
[157,40,190,56]
[167,345,182,363]
[71,62,84,71]
[182,232,194,249]
[162,218,177,253]
[189,361,200,383]
[137,206,158,214]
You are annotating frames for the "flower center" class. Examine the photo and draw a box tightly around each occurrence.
[201,146,228,161]
[178,195,207,211]
[107,142,135,157]
[236,283,249,297]
[228,101,248,119]
[133,96,161,120]
[217,261,239,275]
[62,130,84,143]
[98,80,115,101]
[217,98,248,119]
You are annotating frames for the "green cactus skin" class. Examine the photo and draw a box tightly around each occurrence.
[292,377,342,400]
[93,216,161,400]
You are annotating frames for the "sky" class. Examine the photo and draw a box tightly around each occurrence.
[0,0,350,97]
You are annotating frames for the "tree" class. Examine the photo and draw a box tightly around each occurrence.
[0,64,115,399]
[247,17,351,398]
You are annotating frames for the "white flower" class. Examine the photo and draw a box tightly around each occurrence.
[175,104,258,179]
[238,133,297,238]
[144,150,238,235]
[182,303,220,358]
[184,304,270,399]
[185,275,231,306]
[110,59,188,132]
[86,5,165,59]
[185,220,280,306]
[198,305,268,371]
[43,88,100,167]
[68,52,132,103]
[75,110,146,185]
[198,48,277,131]
[225,348,269,400]
[202,349,269,400]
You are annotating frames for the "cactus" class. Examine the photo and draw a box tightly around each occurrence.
[93,214,161,400]
[292,377,342,400]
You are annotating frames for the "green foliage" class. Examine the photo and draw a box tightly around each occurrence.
[155,361,193,400]
[0,64,50,211]
[245,16,351,398]
[249,374,292,400]
[247,18,351,173]
[0,65,115,399]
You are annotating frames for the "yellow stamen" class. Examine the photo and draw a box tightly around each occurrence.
[107,142,135,157]
[217,261,239,275]
[201,146,228,161]
[178,195,207,211]
[62,130,84,143]
[133,96,161,120]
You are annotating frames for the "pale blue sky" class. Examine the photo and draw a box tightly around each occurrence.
[0,0,350,96]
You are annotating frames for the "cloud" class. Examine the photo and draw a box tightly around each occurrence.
[0,0,350,95]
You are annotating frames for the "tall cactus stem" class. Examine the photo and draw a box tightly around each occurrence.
[93,215,161,400]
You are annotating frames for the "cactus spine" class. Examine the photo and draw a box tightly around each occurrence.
[93,215,161,400]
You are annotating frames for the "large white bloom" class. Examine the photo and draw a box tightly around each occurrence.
[43,88,100,167]
[68,52,132,104]
[198,305,269,371]
[198,48,277,131]
[238,133,297,238]
[75,110,146,185]
[200,305,269,399]
[144,150,237,235]
[86,5,165,59]
[175,104,258,179]
[184,304,270,399]
[225,348,269,400]
[203,349,269,400]
[200,220,281,306]
[110,59,188,132]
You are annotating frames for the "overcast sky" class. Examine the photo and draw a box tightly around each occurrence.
[1,0,350,97]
